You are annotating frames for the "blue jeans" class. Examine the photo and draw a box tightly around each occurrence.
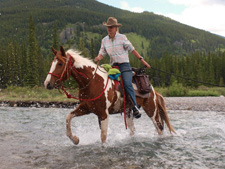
[116,63,137,107]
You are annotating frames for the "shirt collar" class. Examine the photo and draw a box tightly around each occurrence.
[108,32,118,40]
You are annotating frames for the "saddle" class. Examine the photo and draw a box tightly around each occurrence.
[115,67,152,99]
[110,67,151,116]
[132,67,152,94]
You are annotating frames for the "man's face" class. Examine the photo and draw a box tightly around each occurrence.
[107,26,117,38]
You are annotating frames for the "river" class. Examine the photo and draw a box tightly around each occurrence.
[0,107,224,169]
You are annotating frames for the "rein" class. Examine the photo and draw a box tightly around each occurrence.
[48,54,108,102]
[48,54,127,129]
[61,76,109,101]
[113,65,127,129]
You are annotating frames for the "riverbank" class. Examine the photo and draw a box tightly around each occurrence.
[0,100,78,108]
[1,96,224,112]
[164,96,225,112]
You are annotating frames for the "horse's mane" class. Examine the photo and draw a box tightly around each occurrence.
[66,49,96,68]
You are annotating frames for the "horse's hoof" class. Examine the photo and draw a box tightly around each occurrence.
[71,136,79,145]
[130,132,135,136]
[158,130,163,135]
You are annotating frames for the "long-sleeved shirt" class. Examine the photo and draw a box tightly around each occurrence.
[98,33,135,64]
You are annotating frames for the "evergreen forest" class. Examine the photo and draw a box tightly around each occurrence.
[0,0,225,89]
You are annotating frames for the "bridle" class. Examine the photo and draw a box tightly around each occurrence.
[48,54,88,86]
[48,53,109,102]
[48,52,127,128]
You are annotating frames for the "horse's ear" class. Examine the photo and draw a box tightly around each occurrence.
[60,45,66,56]
[51,46,57,55]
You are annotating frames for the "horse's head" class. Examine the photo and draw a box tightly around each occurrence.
[44,46,70,89]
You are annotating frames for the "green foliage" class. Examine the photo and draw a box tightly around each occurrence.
[149,51,225,88]
[189,86,225,96]
[154,85,224,97]
[167,81,189,96]
[126,33,150,57]
[187,90,220,97]
[0,86,77,102]
[0,0,225,90]
[52,22,60,50]
[25,15,39,87]
[1,86,223,102]
[1,0,225,58]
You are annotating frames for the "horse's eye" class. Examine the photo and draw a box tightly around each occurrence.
[58,63,63,66]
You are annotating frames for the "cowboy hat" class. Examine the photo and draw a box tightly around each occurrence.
[103,17,122,27]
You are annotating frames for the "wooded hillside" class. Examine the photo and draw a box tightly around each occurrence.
[0,0,224,88]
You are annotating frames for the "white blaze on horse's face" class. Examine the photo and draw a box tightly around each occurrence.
[44,59,58,89]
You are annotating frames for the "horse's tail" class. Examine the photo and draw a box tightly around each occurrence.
[156,92,176,134]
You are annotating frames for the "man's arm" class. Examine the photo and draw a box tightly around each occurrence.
[132,50,151,68]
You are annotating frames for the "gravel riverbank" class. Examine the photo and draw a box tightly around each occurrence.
[165,96,225,112]
[0,96,224,111]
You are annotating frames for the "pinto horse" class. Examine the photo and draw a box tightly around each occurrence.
[44,46,175,145]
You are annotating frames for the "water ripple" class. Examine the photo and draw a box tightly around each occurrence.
[0,107,224,169]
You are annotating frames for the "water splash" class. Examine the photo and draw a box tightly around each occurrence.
[0,107,224,169]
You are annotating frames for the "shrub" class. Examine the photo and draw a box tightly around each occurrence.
[167,81,188,96]
[187,90,220,96]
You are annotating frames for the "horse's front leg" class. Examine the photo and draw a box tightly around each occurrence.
[99,110,109,144]
[66,103,90,145]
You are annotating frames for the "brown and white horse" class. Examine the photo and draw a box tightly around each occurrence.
[44,46,175,145]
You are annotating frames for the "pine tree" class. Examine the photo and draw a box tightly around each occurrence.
[14,41,22,86]
[0,44,7,88]
[90,38,95,59]
[219,77,224,87]
[26,15,39,87]
[21,43,28,86]
[141,41,144,49]
[206,52,215,85]
[52,22,59,50]
[6,42,17,86]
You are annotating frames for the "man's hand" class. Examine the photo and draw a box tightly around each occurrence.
[94,56,99,62]
[94,55,103,63]
[141,59,151,68]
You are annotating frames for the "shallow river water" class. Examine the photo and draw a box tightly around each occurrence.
[0,107,224,169]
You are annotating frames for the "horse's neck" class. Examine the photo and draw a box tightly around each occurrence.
[71,65,95,88]
[71,65,108,89]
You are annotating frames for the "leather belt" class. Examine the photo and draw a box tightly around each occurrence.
[113,62,125,66]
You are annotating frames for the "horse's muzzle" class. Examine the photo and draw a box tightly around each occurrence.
[46,83,54,90]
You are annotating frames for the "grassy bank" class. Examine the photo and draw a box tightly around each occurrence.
[0,85,224,102]
[0,86,79,102]
[155,82,225,97]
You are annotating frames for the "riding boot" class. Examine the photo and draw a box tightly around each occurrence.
[132,105,141,119]
[126,94,141,119]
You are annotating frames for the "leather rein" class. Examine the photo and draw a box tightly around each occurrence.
[48,54,127,129]
[48,54,109,101]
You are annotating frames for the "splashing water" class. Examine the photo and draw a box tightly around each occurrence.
[0,107,224,169]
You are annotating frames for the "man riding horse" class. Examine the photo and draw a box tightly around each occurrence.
[94,17,151,119]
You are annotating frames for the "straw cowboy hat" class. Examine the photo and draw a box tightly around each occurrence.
[103,17,122,27]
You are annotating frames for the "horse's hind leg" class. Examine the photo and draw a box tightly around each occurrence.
[141,97,164,135]
[66,103,90,145]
